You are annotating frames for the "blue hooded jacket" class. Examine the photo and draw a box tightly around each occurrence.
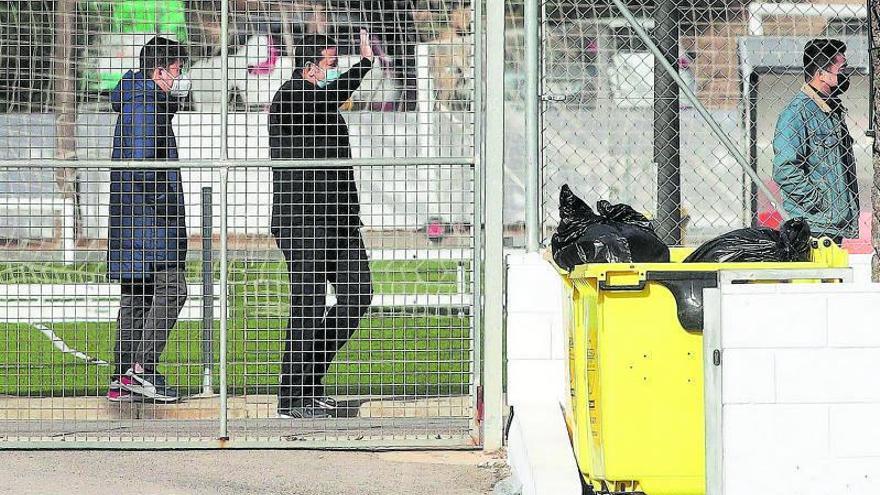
[108,70,187,281]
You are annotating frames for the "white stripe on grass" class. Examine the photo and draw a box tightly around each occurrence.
[33,323,109,365]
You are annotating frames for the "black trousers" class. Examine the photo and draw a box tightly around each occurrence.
[114,268,188,377]
[273,224,373,405]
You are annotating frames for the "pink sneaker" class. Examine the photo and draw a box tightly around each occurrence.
[106,376,136,402]
[427,219,446,243]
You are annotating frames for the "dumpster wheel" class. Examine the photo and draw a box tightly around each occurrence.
[587,479,646,495]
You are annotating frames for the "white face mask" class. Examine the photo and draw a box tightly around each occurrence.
[169,73,192,98]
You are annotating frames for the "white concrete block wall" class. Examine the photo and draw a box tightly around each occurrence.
[716,284,880,495]
[505,251,568,406]
[506,402,582,495]
[505,252,581,495]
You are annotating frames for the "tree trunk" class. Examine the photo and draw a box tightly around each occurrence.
[278,4,296,57]
[871,0,880,281]
[53,0,79,259]
[53,0,77,186]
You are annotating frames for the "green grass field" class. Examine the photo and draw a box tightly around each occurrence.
[0,259,466,297]
[0,260,473,397]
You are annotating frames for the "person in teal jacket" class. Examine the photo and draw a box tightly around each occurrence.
[772,38,859,242]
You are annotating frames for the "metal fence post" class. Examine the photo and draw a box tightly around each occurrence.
[218,0,229,440]
[870,0,880,282]
[654,0,682,245]
[525,0,542,251]
[609,0,787,219]
[201,187,214,396]
[218,168,229,440]
[471,0,485,443]
[483,0,505,452]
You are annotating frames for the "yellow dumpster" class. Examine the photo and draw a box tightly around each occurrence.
[559,240,850,495]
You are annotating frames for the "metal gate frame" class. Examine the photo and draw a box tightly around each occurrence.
[0,0,507,450]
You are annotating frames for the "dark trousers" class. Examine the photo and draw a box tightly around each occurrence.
[114,268,188,376]
[273,224,373,405]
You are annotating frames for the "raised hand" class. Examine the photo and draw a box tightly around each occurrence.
[359,29,374,62]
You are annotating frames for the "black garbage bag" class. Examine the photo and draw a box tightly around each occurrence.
[683,218,812,263]
[551,185,670,270]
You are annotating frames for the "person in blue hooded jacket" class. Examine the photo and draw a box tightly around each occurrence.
[106,36,191,403]
[772,39,860,243]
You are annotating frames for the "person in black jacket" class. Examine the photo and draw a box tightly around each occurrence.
[268,30,375,419]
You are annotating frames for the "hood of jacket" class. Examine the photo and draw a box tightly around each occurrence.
[110,70,177,113]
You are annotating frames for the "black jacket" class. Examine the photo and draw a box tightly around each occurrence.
[268,58,372,228]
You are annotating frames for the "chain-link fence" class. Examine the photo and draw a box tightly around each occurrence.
[0,0,484,448]
[506,0,872,249]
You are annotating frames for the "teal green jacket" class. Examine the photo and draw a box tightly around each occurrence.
[772,84,859,239]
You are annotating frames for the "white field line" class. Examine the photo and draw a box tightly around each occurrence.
[32,323,109,365]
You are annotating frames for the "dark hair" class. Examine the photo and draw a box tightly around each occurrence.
[803,38,846,82]
[295,34,338,70]
[139,36,189,77]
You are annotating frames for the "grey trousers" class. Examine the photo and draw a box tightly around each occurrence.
[114,268,188,376]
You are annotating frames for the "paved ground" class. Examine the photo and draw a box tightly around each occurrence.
[0,449,507,495]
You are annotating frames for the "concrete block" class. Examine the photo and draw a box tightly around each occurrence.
[507,402,582,495]
[721,349,775,404]
[828,293,880,347]
[784,460,843,495]
[775,349,880,403]
[722,404,828,461]
[763,459,880,495]
[721,294,827,349]
[507,313,553,360]
[506,256,563,313]
[830,404,880,458]
[849,254,874,284]
[726,456,880,495]
[724,456,808,495]
[507,360,566,406]
[823,459,880,492]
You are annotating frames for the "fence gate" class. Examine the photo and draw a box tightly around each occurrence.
[0,0,483,448]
